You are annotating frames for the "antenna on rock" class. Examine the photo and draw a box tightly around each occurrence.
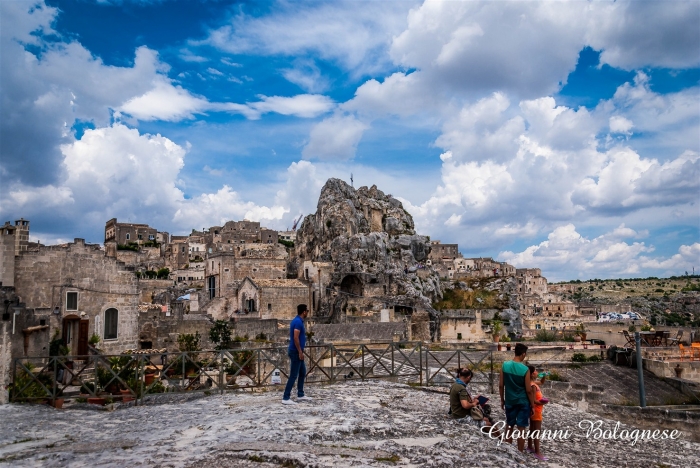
[350,173,354,188]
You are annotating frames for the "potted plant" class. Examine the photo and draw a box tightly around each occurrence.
[88,333,101,352]
[491,320,503,344]
[575,324,587,342]
[50,388,64,409]
[144,367,157,386]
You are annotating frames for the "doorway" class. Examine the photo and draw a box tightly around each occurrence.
[62,316,89,356]
[208,276,216,299]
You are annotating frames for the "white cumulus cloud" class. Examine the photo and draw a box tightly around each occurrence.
[302,114,369,161]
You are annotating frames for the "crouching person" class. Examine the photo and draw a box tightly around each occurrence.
[449,368,495,430]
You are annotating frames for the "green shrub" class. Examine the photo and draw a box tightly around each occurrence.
[48,330,69,357]
[534,330,557,342]
[548,370,564,382]
[254,332,268,342]
[177,332,201,352]
[10,364,52,400]
[587,355,601,362]
[156,268,170,279]
[88,334,100,346]
[571,353,588,363]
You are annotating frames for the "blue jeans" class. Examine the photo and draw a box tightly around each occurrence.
[283,349,306,400]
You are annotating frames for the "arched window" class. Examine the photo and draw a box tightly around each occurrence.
[104,308,118,340]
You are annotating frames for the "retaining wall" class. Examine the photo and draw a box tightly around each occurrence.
[599,404,700,443]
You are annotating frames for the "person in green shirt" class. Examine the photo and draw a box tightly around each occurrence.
[449,368,495,429]
[499,343,536,452]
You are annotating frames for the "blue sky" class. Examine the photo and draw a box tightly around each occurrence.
[1,0,698,281]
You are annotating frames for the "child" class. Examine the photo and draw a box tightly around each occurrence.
[527,365,549,461]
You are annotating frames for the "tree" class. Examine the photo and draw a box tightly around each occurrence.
[209,321,233,350]
[177,332,201,352]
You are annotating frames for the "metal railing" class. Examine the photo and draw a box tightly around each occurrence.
[9,343,495,405]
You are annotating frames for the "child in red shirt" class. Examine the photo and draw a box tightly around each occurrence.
[527,365,549,461]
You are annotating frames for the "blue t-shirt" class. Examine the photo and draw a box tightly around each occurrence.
[288,315,306,352]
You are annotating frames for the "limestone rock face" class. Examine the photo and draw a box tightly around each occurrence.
[297,178,416,261]
[296,178,441,331]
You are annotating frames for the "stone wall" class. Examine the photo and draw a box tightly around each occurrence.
[138,279,174,304]
[540,379,606,412]
[644,358,700,383]
[234,319,282,341]
[599,404,700,443]
[586,323,694,347]
[115,247,164,267]
[138,308,213,352]
[260,282,310,320]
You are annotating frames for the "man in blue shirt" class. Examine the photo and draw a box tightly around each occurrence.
[282,304,312,404]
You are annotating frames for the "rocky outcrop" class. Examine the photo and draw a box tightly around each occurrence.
[296,178,418,261]
[296,179,442,334]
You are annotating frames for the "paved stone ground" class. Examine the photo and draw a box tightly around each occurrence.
[0,380,698,468]
[550,362,697,405]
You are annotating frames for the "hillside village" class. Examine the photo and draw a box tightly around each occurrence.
[1,178,699,402]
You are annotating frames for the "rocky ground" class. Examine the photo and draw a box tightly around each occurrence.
[1,380,698,468]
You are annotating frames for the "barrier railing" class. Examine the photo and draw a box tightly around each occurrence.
[10,343,496,406]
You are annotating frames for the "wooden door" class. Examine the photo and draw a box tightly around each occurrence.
[77,320,89,356]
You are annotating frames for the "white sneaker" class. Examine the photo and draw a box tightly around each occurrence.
[297,396,313,402]
[282,399,298,405]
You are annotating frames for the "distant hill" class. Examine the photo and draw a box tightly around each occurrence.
[553,275,700,327]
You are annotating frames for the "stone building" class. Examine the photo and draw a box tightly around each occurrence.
[302,261,334,314]
[14,239,140,355]
[516,268,548,295]
[438,309,493,342]
[167,236,191,270]
[235,277,310,320]
[260,229,277,244]
[428,242,459,263]
[278,230,297,243]
[220,220,262,244]
[203,245,288,301]
[0,219,29,287]
[104,218,161,246]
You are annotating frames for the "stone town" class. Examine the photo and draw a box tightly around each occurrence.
[1,179,699,466]
[0,179,600,364]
